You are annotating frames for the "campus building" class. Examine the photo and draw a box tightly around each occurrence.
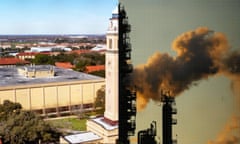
[0,65,104,116]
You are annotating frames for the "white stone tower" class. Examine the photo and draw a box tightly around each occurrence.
[86,6,119,144]
[104,6,119,122]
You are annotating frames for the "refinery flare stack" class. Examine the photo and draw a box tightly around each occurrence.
[117,3,137,144]
[162,93,178,144]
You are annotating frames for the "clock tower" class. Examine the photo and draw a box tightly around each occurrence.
[104,6,119,122]
[86,6,119,144]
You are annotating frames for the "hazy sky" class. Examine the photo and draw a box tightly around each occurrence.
[120,0,240,144]
[0,0,117,34]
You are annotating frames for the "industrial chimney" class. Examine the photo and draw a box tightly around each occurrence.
[162,93,177,144]
[117,3,137,144]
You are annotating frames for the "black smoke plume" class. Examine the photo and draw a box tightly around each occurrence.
[131,27,240,110]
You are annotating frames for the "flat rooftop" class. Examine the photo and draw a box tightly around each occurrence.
[0,65,104,87]
[63,131,101,143]
[91,117,118,130]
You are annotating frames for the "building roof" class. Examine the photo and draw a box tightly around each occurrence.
[91,45,107,51]
[85,65,105,73]
[67,50,91,55]
[16,52,38,56]
[17,52,53,57]
[91,117,118,131]
[31,47,53,52]
[55,62,74,69]
[0,58,30,65]
[63,131,101,144]
[0,65,104,88]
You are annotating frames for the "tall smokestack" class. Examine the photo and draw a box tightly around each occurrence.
[117,3,136,144]
[162,93,177,144]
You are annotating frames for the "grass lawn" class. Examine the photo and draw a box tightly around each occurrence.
[48,117,87,131]
[47,109,104,132]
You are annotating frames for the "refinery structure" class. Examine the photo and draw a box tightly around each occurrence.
[116,4,178,144]
[117,4,137,144]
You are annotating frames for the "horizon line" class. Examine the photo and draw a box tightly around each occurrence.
[0,33,106,36]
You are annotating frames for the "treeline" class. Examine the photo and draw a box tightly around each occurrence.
[54,37,106,44]
[31,52,105,77]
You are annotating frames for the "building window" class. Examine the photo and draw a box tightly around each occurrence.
[109,39,112,49]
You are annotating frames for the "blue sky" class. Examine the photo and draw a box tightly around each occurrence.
[0,0,117,34]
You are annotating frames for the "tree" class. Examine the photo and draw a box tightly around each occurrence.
[74,60,88,72]
[53,53,78,64]
[80,52,105,65]
[73,52,105,72]
[94,85,105,112]
[33,54,53,65]
[0,100,61,144]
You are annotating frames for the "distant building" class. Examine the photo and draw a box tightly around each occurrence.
[91,44,107,51]
[85,65,105,73]
[67,50,91,55]
[55,62,75,69]
[30,46,72,53]
[0,65,104,116]
[31,47,53,52]
[0,57,30,67]
[16,52,51,60]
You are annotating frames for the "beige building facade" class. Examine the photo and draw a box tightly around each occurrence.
[0,65,105,116]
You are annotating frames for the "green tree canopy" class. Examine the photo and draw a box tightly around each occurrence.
[0,100,61,144]
[53,53,78,64]
[33,54,53,65]
[73,52,105,72]
[94,85,105,112]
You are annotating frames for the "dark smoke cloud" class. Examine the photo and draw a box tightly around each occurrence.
[222,51,240,74]
[131,27,240,110]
